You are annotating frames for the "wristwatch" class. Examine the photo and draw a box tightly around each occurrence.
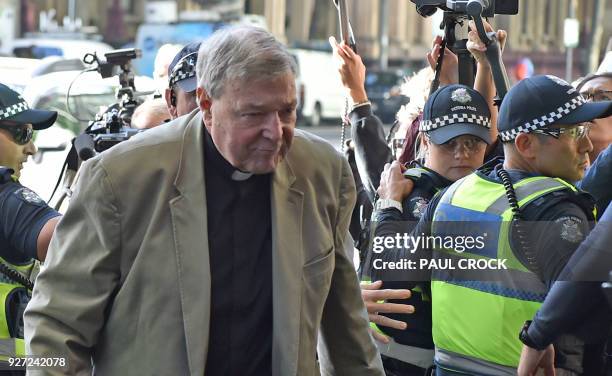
[375,198,403,213]
[519,320,547,350]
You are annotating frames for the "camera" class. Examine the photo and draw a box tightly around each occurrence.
[411,0,516,98]
[411,0,518,18]
[78,48,145,157]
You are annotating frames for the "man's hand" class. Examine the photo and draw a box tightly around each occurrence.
[377,161,414,202]
[517,344,555,376]
[467,20,507,67]
[361,280,414,344]
[329,36,368,104]
[427,35,458,86]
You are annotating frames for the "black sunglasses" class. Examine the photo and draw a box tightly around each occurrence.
[0,123,34,145]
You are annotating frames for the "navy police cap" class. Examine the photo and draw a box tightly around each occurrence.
[0,83,57,130]
[420,84,492,145]
[498,75,612,142]
[168,42,202,93]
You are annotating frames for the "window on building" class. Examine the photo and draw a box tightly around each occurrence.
[544,0,552,35]
[520,0,529,35]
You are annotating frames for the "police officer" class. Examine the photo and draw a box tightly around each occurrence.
[164,42,201,119]
[367,84,492,375]
[377,75,612,375]
[0,83,61,367]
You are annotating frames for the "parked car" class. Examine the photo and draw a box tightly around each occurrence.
[1,38,113,60]
[0,55,85,93]
[364,69,409,125]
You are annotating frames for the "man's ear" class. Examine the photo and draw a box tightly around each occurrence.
[514,133,538,159]
[197,87,213,127]
[164,88,178,119]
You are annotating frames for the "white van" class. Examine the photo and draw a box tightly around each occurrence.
[289,48,346,126]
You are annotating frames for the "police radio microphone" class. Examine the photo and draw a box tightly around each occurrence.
[74,134,96,161]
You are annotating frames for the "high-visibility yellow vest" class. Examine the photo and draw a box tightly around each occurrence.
[430,173,587,368]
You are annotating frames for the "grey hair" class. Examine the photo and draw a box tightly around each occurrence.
[196,25,297,98]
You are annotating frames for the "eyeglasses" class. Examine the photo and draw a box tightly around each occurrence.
[0,123,34,145]
[531,123,591,141]
[581,89,612,103]
[436,136,486,154]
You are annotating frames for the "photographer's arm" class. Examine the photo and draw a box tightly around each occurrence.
[468,21,507,151]
[427,36,459,86]
[330,37,393,201]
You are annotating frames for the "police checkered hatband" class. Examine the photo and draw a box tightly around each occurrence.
[419,113,491,132]
[499,96,587,142]
[169,52,197,88]
[0,100,29,121]
[169,69,196,88]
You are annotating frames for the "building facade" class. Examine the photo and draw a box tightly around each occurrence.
[18,0,612,78]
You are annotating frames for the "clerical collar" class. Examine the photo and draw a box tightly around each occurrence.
[204,128,253,181]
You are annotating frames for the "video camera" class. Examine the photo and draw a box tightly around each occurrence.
[75,48,146,160]
[411,0,517,101]
[411,0,518,18]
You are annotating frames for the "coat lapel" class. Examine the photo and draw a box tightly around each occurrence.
[170,112,211,376]
[271,157,304,376]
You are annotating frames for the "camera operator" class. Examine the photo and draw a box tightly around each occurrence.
[164,42,201,119]
[0,83,61,368]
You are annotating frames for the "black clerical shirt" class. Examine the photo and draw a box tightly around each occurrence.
[203,129,273,375]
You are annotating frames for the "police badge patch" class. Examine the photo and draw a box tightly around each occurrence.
[557,216,584,243]
[451,88,472,104]
[14,187,45,206]
[545,75,576,94]
[410,197,429,219]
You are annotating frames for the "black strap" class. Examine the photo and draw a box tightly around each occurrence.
[47,142,78,203]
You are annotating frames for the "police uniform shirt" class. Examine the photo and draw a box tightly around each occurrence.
[202,130,273,376]
[0,177,60,265]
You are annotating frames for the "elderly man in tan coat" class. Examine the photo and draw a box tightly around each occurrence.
[24,26,383,376]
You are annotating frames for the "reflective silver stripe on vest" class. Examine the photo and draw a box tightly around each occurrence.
[431,251,547,301]
[435,347,516,376]
[485,178,569,215]
[437,176,466,206]
[377,338,434,369]
[0,338,17,358]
